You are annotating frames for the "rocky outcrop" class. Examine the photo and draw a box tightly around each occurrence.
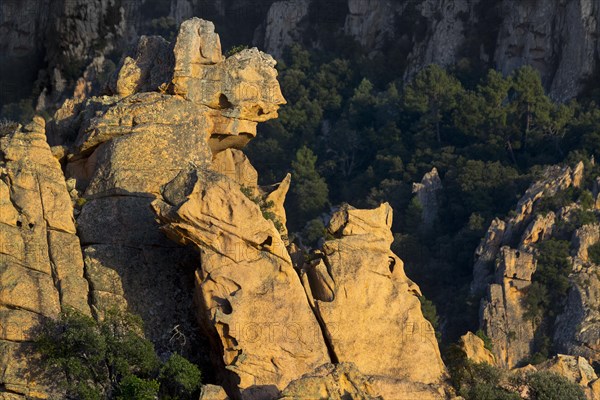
[278,363,380,400]
[261,0,310,58]
[554,224,600,362]
[403,0,475,80]
[472,163,582,295]
[199,384,230,400]
[594,177,600,210]
[0,117,90,398]
[473,163,584,368]
[155,186,450,398]
[520,212,555,247]
[494,0,600,101]
[412,167,442,231]
[4,0,600,116]
[50,17,286,360]
[0,15,456,400]
[518,355,600,400]
[153,169,329,398]
[301,204,448,399]
[472,218,507,295]
[459,332,496,366]
[481,247,538,368]
[572,223,600,263]
[0,0,141,108]
[344,0,397,52]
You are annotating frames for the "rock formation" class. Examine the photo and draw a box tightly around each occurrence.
[3,0,600,116]
[554,224,600,361]
[153,169,330,398]
[300,204,448,399]
[459,332,496,366]
[472,163,583,295]
[278,363,381,400]
[412,167,442,231]
[514,355,600,400]
[0,117,91,398]
[1,16,452,400]
[480,247,538,368]
[473,163,589,368]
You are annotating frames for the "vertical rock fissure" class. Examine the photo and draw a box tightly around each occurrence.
[81,254,99,319]
[36,172,63,306]
[310,303,339,364]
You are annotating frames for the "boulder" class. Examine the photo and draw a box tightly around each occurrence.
[199,384,229,400]
[459,332,496,366]
[279,362,381,400]
[573,224,600,263]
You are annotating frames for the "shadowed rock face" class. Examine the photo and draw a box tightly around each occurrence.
[474,162,600,371]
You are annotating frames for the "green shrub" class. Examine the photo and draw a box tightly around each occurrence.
[418,295,440,342]
[302,218,327,247]
[452,361,519,400]
[579,190,595,210]
[159,354,202,399]
[536,187,580,214]
[117,375,160,400]
[589,242,600,265]
[35,308,201,399]
[240,185,285,233]
[35,308,108,395]
[475,329,493,351]
[526,371,586,400]
[225,45,249,57]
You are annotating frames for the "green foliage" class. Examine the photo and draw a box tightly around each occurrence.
[405,197,424,234]
[159,354,202,399]
[418,295,441,342]
[244,42,600,345]
[148,16,177,41]
[475,329,493,351]
[302,218,327,247]
[117,375,160,400]
[35,308,201,399]
[589,242,600,265]
[225,45,249,57]
[579,190,595,210]
[527,239,571,318]
[451,360,519,400]
[290,147,329,225]
[449,360,586,400]
[35,308,109,396]
[240,185,285,233]
[519,372,586,400]
[404,65,463,144]
[1,99,35,124]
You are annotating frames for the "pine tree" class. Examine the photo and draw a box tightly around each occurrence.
[404,65,463,144]
[290,146,329,226]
